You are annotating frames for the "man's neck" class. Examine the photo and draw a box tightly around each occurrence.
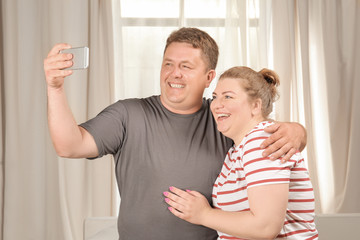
[159,96,203,115]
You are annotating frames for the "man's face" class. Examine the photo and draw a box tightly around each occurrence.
[160,42,215,114]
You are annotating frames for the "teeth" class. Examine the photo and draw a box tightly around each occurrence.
[218,113,230,118]
[170,83,184,88]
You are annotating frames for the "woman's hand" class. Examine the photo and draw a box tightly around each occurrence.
[163,186,212,225]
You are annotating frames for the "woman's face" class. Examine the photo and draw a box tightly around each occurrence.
[210,78,257,143]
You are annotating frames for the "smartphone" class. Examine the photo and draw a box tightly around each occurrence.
[60,46,89,70]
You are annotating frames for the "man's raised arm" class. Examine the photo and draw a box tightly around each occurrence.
[261,122,307,162]
[44,43,98,158]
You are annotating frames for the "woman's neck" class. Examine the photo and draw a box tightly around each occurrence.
[233,117,266,146]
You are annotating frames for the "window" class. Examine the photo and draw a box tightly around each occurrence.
[111,0,262,100]
[111,0,263,210]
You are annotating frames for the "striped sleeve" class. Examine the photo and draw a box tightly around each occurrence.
[241,128,295,189]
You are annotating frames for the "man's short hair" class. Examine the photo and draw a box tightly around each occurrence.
[164,27,219,71]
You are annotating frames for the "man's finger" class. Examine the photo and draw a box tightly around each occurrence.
[262,137,286,157]
[45,53,73,69]
[47,43,72,58]
[281,148,297,163]
[263,122,280,133]
[46,58,73,71]
[268,143,292,160]
[261,131,282,149]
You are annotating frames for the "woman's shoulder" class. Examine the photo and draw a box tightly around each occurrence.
[243,121,273,143]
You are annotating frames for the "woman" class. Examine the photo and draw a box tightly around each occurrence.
[163,66,318,239]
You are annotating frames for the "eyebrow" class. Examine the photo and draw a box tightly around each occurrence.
[222,91,236,95]
[163,58,194,65]
[212,91,236,95]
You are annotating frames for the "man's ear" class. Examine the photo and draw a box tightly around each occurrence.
[205,69,216,88]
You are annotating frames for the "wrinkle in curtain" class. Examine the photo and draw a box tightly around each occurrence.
[113,0,360,216]
[1,0,359,239]
[321,0,360,213]
[1,0,117,239]
[0,1,4,238]
[270,0,360,214]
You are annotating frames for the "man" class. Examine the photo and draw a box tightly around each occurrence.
[44,27,306,239]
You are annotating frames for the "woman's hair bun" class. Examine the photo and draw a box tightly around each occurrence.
[259,68,280,86]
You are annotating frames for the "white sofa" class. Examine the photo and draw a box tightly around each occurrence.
[84,213,360,240]
[84,217,118,240]
[315,213,360,239]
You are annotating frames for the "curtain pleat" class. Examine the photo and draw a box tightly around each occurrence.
[0,0,359,239]
[1,1,117,239]
[320,0,360,213]
[270,0,360,214]
[0,1,4,239]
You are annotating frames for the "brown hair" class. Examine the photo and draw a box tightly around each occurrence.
[219,66,280,118]
[164,27,219,71]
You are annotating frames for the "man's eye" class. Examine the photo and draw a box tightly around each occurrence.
[183,65,190,69]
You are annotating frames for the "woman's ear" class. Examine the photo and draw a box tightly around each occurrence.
[251,99,262,116]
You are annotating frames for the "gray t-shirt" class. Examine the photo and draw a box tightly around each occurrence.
[80,95,233,240]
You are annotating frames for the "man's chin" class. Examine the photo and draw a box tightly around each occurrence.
[161,93,185,104]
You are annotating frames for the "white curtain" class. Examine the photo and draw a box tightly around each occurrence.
[1,0,117,239]
[112,0,360,215]
[1,0,359,239]
[315,0,360,213]
[269,0,360,214]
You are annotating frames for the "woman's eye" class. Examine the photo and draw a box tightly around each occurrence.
[225,95,232,99]
[212,95,217,100]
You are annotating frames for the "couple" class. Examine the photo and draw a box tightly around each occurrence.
[44,27,317,239]
[164,66,318,239]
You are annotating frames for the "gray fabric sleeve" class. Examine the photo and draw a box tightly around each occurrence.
[80,101,127,158]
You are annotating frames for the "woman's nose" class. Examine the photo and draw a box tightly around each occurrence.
[211,98,223,110]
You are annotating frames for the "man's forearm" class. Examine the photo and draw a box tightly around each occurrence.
[47,87,86,157]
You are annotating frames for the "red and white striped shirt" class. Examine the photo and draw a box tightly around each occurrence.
[212,121,318,240]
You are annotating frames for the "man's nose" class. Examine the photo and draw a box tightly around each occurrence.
[170,66,182,78]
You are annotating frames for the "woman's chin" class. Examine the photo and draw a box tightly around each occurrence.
[217,126,230,138]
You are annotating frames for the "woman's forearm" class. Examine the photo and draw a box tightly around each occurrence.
[202,208,282,239]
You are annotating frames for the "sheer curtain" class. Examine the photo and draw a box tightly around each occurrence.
[1,0,117,239]
[111,0,266,100]
[270,0,360,213]
[315,0,360,213]
[1,0,359,239]
[112,0,360,215]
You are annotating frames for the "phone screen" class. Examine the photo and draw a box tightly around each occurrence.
[60,47,89,70]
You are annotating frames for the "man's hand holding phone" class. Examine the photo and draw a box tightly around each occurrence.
[60,46,89,70]
[44,44,89,90]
